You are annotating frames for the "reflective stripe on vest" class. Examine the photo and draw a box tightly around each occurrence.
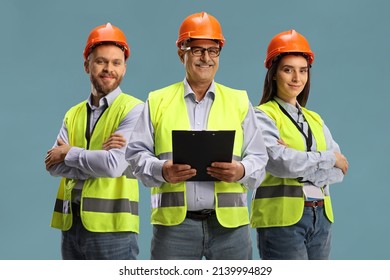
[254,185,303,199]
[151,192,246,209]
[83,197,138,215]
[217,192,247,207]
[151,192,185,208]
[54,198,71,214]
[54,197,138,215]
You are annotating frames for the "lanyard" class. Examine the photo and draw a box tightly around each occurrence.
[85,103,107,149]
[277,103,313,152]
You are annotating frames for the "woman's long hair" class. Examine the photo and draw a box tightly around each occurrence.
[259,53,311,107]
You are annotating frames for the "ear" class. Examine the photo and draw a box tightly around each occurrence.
[123,62,127,76]
[178,49,185,64]
[84,60,90,74]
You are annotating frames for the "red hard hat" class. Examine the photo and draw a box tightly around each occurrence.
[176,12,225,47]
[265,29,314,69]
[83,23,130,60]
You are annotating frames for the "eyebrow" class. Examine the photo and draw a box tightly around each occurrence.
[94,57,124,62]
[189,46,219,49]
[281,64,309,69]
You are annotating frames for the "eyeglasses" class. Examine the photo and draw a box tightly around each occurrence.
[182,46,221,57]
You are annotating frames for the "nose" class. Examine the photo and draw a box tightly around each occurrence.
[200,49,211,61]
[103,62,113,72]
[292,72,299,82]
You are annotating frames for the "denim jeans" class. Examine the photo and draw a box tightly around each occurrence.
[151,214,252,260]
[256,205,332,260]
[61,215,139,260]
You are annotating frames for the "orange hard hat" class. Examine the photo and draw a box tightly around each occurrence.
[265,29,314,69]
[176,12,225,47]
[83,23,130,60]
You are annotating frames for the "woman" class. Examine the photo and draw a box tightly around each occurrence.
[250,30,349,260]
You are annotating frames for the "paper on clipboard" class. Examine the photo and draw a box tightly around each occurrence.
[172,130,235,181]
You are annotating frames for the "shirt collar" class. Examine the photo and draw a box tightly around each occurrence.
[274,96,302,115]
[87,86,122,109]
[183,78,216,99]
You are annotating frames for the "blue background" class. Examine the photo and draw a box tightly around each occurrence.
[1,0,389,260]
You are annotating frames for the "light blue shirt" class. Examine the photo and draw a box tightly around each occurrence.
[127,79,268,211]
[255,97,344,196]
[48,86,144,187]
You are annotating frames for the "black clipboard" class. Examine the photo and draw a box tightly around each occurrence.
[172,130,235,181]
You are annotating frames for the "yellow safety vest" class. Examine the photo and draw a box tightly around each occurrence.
[251,100,334,228]
[51,93,142,232]
[149,82,249,228]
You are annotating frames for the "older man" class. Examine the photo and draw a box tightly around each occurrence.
[127,12,268,260]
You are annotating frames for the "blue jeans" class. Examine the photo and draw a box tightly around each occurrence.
[61,215,139,260]
[151,214,252,260]
[256,205,332,260]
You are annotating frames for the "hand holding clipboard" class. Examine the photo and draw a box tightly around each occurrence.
[172,130,235,181]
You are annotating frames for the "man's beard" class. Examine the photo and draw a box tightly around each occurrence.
[91,73,123,95]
